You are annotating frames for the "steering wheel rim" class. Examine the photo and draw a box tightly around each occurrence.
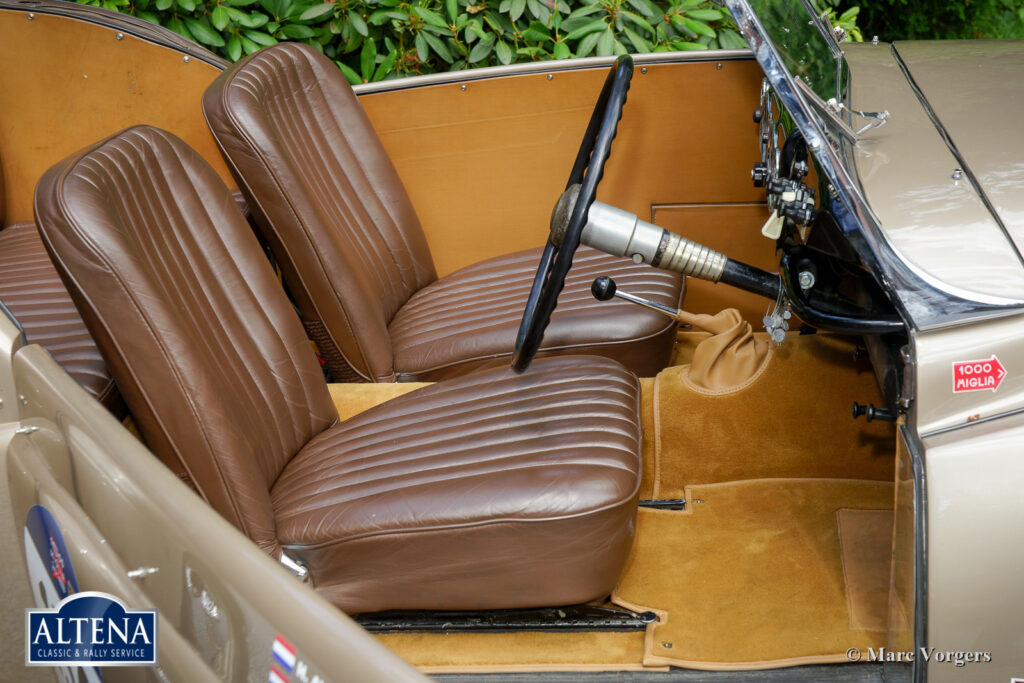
[512,55,634,372]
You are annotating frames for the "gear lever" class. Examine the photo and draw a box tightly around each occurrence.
[591,276,681,319]
[592,276,772,392]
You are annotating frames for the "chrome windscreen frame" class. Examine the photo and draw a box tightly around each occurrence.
[724,0,1024,332]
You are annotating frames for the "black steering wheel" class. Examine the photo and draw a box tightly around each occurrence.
[511,55,634,372]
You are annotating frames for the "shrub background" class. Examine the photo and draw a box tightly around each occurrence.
[837,0,1024,40]
[74,0,861,83]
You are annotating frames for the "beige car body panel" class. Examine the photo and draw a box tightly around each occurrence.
[846,40,1024,683]
[896,41,1024,254]
[846,42,1024,304]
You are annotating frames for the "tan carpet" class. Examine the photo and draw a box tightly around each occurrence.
[837,508,894,632]
[612,479,894,669]
[375,631,652,673]
[328,382,431,422]
[651,334,895,498]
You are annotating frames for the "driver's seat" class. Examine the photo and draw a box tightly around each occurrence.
[202,43,683,382]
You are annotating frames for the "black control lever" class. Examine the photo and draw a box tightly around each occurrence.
[851,402,896,422]
[591,277,680,320]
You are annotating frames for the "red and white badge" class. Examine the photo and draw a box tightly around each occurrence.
[952,355,1007,393]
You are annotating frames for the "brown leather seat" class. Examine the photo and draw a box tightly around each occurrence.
[0,222,120,411]
[202,43,683,382]
[35,125,641,613]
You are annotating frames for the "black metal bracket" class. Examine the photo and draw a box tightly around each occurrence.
[354,604,658,634]
[639,499,687,510]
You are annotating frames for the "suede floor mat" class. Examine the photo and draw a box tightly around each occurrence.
[643,333,895,499]
[612,479,894,669]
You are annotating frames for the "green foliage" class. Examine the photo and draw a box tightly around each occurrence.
[77,0,861,82]
[836,0,1024,40]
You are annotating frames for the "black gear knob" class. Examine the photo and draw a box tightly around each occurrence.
[591,276,617,301]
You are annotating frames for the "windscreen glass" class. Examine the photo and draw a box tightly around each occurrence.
[747,0,845,102]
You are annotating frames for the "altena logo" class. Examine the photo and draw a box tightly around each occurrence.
[26,592,158,667]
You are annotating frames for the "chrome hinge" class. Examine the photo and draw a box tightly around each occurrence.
[899,345,915,410]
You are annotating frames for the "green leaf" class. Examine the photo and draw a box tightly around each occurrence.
[525,0,548,22]
[509,0,525,21]
[494,38,512,64]
[211,5,230,30]
[185,18,226,46]
[574,29,601,57]
[446,0,458,22]
[521,20,549,42]
[685,8,722,21]
[596,27,614,55]
[240,34,261,54]
[621,10,653,34]
[672,39,708,50]
[227,32,243,60]
[679,16,715,38]
[347,9,368,35]
[373,49,398,81]
[155,0,172,10]
[279,23,315,38]
[716,27,747,49]
[225,8,268,27]
[565,18,606,41]
[565,3,602,20]
[625,0,654,17]
[335,60,362,84]
[553,40,570,59]
[623,26,649,52]
[423,31,453,62]
[414,6,448,28]
[368,9,407,25]
[225,0,258,6]
[467,35,494,62]
[414,31,429,61]
[243,29,277,45]
[137,10,161,23]
[360,37,376,81]
[176,0,196,12]
[299,2,334,20]
[466,19,487,40]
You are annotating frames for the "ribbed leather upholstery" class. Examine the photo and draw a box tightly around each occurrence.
[0,222,119,408]
[35,126,643,613]
[391,246,683,380]
[35,126,338,556]
[203,42,436,382]
[203,43,684,382]
[272,355,641,613]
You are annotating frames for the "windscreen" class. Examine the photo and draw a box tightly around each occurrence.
[746,0,846,102]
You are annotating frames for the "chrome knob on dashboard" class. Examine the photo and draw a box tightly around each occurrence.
[751,162,768,187]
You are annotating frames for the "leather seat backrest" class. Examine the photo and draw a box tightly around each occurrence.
[203,43,437,382]
[34,126,338,555]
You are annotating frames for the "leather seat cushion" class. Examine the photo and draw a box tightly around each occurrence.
[271,355,642,613]
[389,245,684,381]
[0,222,119,410]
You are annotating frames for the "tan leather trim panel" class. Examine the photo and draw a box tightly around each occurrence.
[0,8,235,224]
[652,203,773,321]
[360,60,764,276]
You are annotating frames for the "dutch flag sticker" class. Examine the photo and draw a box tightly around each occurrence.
[271,633,297,681]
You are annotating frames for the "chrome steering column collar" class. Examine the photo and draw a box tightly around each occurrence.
[550,185,727,282]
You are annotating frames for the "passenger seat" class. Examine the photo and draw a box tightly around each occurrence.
[0,160,120,411]
[35,126,642,613]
